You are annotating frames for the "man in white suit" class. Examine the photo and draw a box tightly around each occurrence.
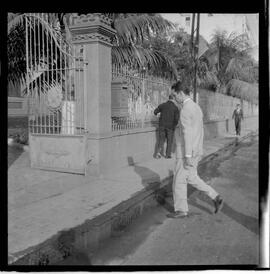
[168,81,224,218]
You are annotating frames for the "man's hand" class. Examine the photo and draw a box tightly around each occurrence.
[184,157,193,168]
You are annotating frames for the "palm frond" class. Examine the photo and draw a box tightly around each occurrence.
[8,13,25,33]
[112,44,177,79]
[112,44,162,67]
[227,31,237,41]
[114,14,175,45]
[111,14,177,79]
[8,13,71,87]
[210,29,228,46]
[225,58,239,74]
[226,79,258,103]
[202,48,219,69]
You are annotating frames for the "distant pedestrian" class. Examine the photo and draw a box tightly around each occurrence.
[232,104,244,136]
[168,81,223,218]
[154,94,179,159]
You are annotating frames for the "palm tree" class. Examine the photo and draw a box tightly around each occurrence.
[8,12,177,89]
[204,29,256,85]
[199,29,258,103]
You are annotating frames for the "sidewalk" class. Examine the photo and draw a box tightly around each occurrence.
[8,127,258,265]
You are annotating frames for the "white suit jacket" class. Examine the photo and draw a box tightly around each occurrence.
[175,98,204,159]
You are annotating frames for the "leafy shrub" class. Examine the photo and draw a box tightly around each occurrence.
[8,128,28,145]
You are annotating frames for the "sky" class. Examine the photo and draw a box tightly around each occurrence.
[160,13,258,44]
[160,13,258,60]
[161,13,181,24]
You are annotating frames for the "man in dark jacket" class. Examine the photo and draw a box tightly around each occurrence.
[232,104,244,135]
[154,94,180,159]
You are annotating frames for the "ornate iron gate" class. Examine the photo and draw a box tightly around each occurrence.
[25,13,87,136]
[25,13,88,174]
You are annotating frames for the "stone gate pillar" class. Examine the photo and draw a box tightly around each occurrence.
[70,13,116,134]
[70,13,117,176]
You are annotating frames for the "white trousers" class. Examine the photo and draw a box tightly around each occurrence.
[172,156,218,213]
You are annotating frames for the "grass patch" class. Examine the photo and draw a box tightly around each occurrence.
[8,116,28,145]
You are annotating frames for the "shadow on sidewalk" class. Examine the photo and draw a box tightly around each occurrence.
[55,250,92,265]
[53,230,92,265]
[163,183,258,235]
[221,203,259,235]
[192,192,259,235]
[127,156,161,190]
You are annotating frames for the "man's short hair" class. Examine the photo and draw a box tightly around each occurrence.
[172,80,190,95]
[169,94,174,100]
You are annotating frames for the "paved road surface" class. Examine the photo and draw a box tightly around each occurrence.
[89,134,259,266]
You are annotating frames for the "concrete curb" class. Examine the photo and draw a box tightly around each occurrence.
[9,129,258,265]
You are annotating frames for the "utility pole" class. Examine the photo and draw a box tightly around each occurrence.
[184,13,200,102]
[190,14,195,59]
[193,13,200,102]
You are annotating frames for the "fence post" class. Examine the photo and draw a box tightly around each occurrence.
[142,78,145,128]
[142,77,145,106]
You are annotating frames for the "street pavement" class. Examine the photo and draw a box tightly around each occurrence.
[90,134,259,265]
[8,126,258,265]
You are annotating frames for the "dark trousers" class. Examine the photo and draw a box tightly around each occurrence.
[158,127,174,157]
[235,119,241,135]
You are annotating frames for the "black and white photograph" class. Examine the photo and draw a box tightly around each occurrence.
[4,10,269,271]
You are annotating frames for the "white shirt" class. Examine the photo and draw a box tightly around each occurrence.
[183,97,191,105]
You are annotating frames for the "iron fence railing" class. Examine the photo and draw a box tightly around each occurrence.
[111,117,158,131]
[111,64,172,131]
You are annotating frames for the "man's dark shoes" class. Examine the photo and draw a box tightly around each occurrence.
[165,155,172,159]
[214,195,224,214]
[167,211,188,218]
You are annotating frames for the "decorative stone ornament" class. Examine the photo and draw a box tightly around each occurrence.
[46,87,63,110]
[69,13,117,46]
[70,13,112,27]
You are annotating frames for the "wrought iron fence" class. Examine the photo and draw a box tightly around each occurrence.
[111,64,172,131]
[25,13,87,135]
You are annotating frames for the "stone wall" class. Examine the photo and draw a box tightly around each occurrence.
[8,97,28,117]
[95,88,259,173]
[8,82,22,97]
[86,113,259,174]
[9,89,258,174]
[203,115,258,140]
[86,127,159,175]
[198,88,258,121]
